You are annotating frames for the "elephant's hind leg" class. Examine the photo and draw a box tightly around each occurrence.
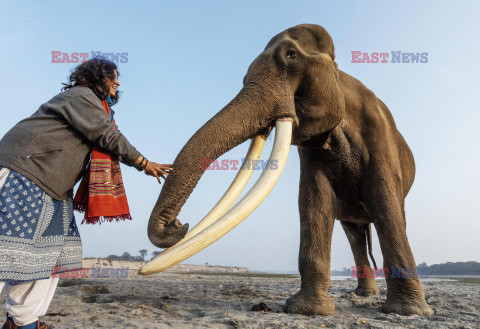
[341,221,380,296]
[367,172,433,316]
[285,148,335,315]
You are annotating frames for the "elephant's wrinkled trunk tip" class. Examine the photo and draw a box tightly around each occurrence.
[148,219,189,249]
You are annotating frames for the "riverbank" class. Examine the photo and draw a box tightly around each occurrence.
[4,261,477,328]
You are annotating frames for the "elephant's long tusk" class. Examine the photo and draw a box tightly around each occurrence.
[163,135,266,252]
[138,119,292,275]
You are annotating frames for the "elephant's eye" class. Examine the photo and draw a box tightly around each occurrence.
[286,50,297,60]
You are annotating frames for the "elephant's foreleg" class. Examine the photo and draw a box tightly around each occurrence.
[368,178,433,316]
[341,222,380,296]
[285,148,335,315]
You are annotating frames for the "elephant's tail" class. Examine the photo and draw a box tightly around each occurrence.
[366,224,378,269]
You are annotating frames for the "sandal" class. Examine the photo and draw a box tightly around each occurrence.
[2,315,54,329]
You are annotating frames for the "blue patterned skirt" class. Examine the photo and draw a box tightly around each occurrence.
[0,167,82,282]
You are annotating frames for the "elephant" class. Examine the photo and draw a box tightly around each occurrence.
[141,24,434,316]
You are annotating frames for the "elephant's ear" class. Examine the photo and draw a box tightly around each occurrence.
[283,24,345,140]
[294,51,345,140]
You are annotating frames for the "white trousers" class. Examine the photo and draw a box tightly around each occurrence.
[0,168,59,325]
[0,277,59,326]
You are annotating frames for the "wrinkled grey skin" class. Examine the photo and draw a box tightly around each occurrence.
[147,24,434,316]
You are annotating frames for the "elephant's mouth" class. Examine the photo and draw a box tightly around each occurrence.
[139,118,293,275]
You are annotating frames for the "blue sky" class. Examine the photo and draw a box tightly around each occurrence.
[1,1,479,272]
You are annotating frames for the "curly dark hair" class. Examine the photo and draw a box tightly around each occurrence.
[62,57,120,103]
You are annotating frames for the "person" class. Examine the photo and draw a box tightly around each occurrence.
[0,58,172,328]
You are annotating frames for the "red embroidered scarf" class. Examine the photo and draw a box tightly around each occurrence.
[73,99,132,224]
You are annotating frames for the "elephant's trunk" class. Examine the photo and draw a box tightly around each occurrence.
[148,86,278,248]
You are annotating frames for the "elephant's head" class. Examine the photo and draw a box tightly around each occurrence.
[146,24,345,253]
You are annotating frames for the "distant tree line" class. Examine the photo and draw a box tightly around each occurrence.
[417,261,480,275]
[331,261,480,276]
[107,249,162,262]
[331,267,352,276]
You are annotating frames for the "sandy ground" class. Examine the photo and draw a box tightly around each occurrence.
[1,261,479,328]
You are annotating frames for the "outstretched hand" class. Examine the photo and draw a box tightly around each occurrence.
[144,162,173,184]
